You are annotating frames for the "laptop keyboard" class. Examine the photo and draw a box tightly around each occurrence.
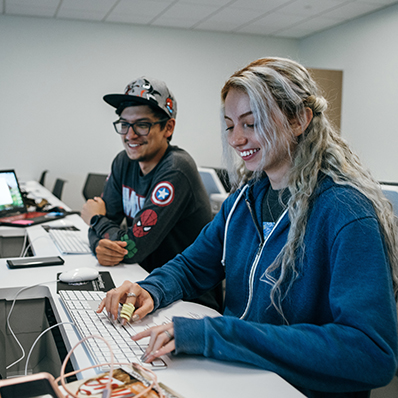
[0,211,48,222]
[58,290,167,370]
[44,226,91,254]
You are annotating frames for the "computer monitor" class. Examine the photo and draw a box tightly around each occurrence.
[198,167,229,216]
[213,168,231,193]
[380,182,398,216]
[198,167,227,197]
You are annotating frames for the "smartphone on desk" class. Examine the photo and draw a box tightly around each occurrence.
[6,256,64,269]
[0,372,64,398]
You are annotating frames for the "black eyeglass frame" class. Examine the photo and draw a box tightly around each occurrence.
[113,118,170,136]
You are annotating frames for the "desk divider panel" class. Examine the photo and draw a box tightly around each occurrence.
[0,286,76,381]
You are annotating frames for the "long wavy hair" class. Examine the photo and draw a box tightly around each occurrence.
[221,57,398,318]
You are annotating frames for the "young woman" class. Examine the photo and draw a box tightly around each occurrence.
[99,57,398,398]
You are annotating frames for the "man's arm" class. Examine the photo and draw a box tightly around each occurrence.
[81,197,127,265]
[81,197,106,225]
[93,170,197,265]
[86,169,206,268]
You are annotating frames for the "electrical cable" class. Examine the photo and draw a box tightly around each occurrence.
[6,229,64,367]
[6,281,165,398]
[55,357,164,398]
[18,235,49,258]
[24,321,76,376]
[5,279,58,370]
[19,231,29,257]
[59,335,114,398]
[21,241,32,258]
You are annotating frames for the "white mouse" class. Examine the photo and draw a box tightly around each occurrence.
[59,267,99,283]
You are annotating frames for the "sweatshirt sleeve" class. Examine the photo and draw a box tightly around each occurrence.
[87,155,125,254]
[137,208,227,309]
[172,217,398,395]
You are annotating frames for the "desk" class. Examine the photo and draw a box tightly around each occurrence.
[0,181,304,397]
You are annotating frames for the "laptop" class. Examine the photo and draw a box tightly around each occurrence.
[0,169,66,227]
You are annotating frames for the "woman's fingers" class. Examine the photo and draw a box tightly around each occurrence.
[133,323,175,363]
[96,281,154,323]
[96,280,134,319]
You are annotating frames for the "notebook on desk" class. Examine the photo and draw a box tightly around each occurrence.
[0,169,66,227]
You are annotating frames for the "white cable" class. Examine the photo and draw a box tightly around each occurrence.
[21,241,32,258]
[5,279,58,370]
[19,231,29,257]
[20,235,49,258]
[24,321,76,376]
[6,282,162,398]
[5,300,25,369]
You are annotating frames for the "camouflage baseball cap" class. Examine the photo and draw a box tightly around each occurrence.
[103,76,177,119]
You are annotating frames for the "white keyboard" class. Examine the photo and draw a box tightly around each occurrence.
[44,226,91,254]
[58,290,167,370]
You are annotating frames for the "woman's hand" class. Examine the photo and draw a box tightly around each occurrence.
[96,280,154,323]
[132,323,175,363]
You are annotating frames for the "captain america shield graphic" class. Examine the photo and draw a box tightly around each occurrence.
[151,181,174,207]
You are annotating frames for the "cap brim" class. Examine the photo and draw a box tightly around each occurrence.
[103,94,154,109]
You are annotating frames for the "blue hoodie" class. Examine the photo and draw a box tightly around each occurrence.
[138,175,398,398]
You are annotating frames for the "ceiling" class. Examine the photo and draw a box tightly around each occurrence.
[1,0,397,39]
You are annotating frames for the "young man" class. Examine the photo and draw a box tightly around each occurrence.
[81,77,220,309]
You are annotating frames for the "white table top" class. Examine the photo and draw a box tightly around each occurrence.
[0,181,304,397]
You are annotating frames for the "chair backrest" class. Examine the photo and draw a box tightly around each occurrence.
[39,170,48,186]
[52,178,67,200]
[82,173,108,201]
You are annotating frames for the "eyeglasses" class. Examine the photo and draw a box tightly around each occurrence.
[113,118,169,136]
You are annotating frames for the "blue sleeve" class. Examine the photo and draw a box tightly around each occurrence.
[172,217,398,394]
[138,201,229,309]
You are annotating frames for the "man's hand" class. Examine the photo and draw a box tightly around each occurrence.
[96,239,128,266]
[81,196,106,225]
[97,280,154,323]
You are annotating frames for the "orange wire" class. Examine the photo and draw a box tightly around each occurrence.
[55,335,164,398]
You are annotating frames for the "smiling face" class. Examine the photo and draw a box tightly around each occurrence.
[119,105,173,175]
[224,88,260,171]
[224,88,294,189]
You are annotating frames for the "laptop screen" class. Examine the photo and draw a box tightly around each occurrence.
[0,170,26,216]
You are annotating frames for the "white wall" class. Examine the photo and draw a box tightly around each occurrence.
[299,3,398,183]
[3,4,398,212]
[0,15,297,210]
